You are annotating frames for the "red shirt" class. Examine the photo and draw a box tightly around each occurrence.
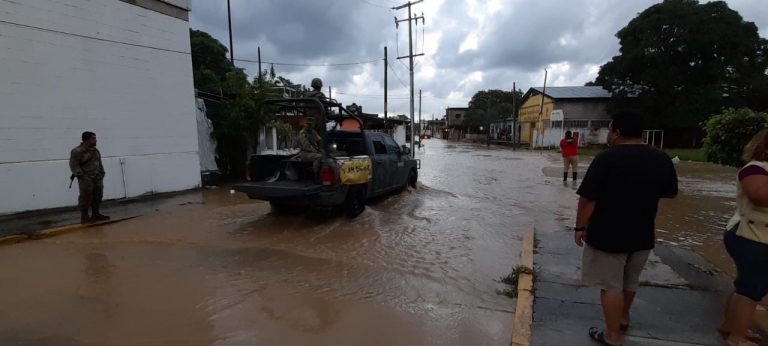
[560,138,578,157]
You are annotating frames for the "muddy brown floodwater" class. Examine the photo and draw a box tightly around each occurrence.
[0,140,742,345]
[0,140,547,346]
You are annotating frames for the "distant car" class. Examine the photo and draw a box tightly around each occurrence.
[233,98,419,218]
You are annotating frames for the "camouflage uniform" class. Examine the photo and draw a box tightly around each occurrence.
[296,127,323,172]
[69,143,107,222]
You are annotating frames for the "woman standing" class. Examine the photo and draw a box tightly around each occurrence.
[719,129,768,346]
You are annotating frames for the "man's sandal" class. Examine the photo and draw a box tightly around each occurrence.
[717,328,763,343]
[588,327,623,346]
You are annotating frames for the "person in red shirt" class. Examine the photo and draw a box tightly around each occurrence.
[560,131,579,182]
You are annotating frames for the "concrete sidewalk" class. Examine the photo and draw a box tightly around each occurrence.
[0,188,211,238]
[530,227,756,346]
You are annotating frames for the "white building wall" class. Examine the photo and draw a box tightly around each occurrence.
[0,0,199,214]
[532,127,610,148]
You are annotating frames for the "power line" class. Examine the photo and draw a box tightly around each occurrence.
[386,60,409,89]
[235,57,382,67]
[358,0,392,9]
[0,19,384,69]
[336,91,410,99]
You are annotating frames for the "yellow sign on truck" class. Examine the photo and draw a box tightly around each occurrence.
[338,156,372,185]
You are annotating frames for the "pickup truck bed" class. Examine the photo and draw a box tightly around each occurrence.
[233,181,324,199]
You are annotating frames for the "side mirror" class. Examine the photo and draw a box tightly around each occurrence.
[401,145,411,156]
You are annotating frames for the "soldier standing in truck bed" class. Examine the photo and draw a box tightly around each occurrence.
[69,131,110,224]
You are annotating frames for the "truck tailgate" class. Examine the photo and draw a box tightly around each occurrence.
[233,181,324,199]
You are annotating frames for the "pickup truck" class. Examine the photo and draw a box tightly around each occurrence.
[233,98,419,218]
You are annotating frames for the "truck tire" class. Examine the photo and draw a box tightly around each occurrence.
[269,202,296,214]
[407,169,418,189]
[343,185,366,218]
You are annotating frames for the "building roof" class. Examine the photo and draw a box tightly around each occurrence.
[528,86,611,99]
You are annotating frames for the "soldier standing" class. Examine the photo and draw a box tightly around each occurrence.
[69,131,110,224]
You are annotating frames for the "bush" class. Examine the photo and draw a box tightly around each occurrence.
[702,108,768,167]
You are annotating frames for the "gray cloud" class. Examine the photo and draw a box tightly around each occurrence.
[190,0,768,117]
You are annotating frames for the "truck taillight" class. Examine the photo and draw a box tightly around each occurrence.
[319,166,335,186]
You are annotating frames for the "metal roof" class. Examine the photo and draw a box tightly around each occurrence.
[530,86,611,99]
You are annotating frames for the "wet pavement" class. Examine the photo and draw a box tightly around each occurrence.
[0,139,752,345]
[0,139,536,346]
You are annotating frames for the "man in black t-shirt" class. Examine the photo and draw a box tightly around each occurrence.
[574,112,678,346]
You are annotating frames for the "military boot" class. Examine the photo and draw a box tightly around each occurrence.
[563,172,568,182]
[573,172,578,181]
[91,204,110,222]
[80,207,92,224]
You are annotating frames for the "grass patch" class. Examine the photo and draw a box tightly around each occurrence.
[496,265,535,298]
[578,147,707,162]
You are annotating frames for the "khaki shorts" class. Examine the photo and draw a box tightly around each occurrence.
[582,245,650,292]
[563,156,578,172]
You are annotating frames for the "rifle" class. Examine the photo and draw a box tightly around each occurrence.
[69,174,76,189]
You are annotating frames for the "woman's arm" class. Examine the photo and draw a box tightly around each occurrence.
[742,175,768,207]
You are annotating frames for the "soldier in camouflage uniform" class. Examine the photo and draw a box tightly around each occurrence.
[304,77,328,141]
[69,131,110,224]
[305,78,326,100]
[296,118,324,172]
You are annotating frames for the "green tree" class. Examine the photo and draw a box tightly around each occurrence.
[464,89,523,130]
[594,0,768,131]
[190,29,282,176]
[702,108,768,167]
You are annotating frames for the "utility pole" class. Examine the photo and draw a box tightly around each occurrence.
[393,0,425,157]
[227,0,234,64]
[538,69,548,152]
[418,89,422,148]
[257,47,262,85]
[328,86,332,100]
[384,46,388,128]
[512,81,516,145]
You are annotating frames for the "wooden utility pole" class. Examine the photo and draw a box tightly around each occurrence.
[328,86,332,100]
[384,46,388,126]
[393,0,425,157]
[227,0,234,64]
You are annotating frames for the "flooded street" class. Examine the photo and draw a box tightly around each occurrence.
[0,139,542,346]
[0,139,743,345]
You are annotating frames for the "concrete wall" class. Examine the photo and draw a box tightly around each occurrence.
[558,99,609,120]
[532,126,610,148]
[0,0,199,214]
[446,108,469,127]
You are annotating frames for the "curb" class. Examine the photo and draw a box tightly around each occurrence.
[2,217,136,244]
[511,228,535,346]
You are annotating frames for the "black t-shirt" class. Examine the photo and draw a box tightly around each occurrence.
[577,144,678,253]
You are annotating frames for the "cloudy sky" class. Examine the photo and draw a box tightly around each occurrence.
[189,0,768,119]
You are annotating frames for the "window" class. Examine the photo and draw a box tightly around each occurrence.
[551,120,563,128]
[455,113,462,119]
[382,136,400,154]
[372,140,388,155]
[590,120,612,128]
[564,120,590,128]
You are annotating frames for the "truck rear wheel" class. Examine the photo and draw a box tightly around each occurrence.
[343,185,366,218]
[269,202,296,214]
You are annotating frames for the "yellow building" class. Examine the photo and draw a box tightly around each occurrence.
[517,86,612,148]
[518,94,554,144]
